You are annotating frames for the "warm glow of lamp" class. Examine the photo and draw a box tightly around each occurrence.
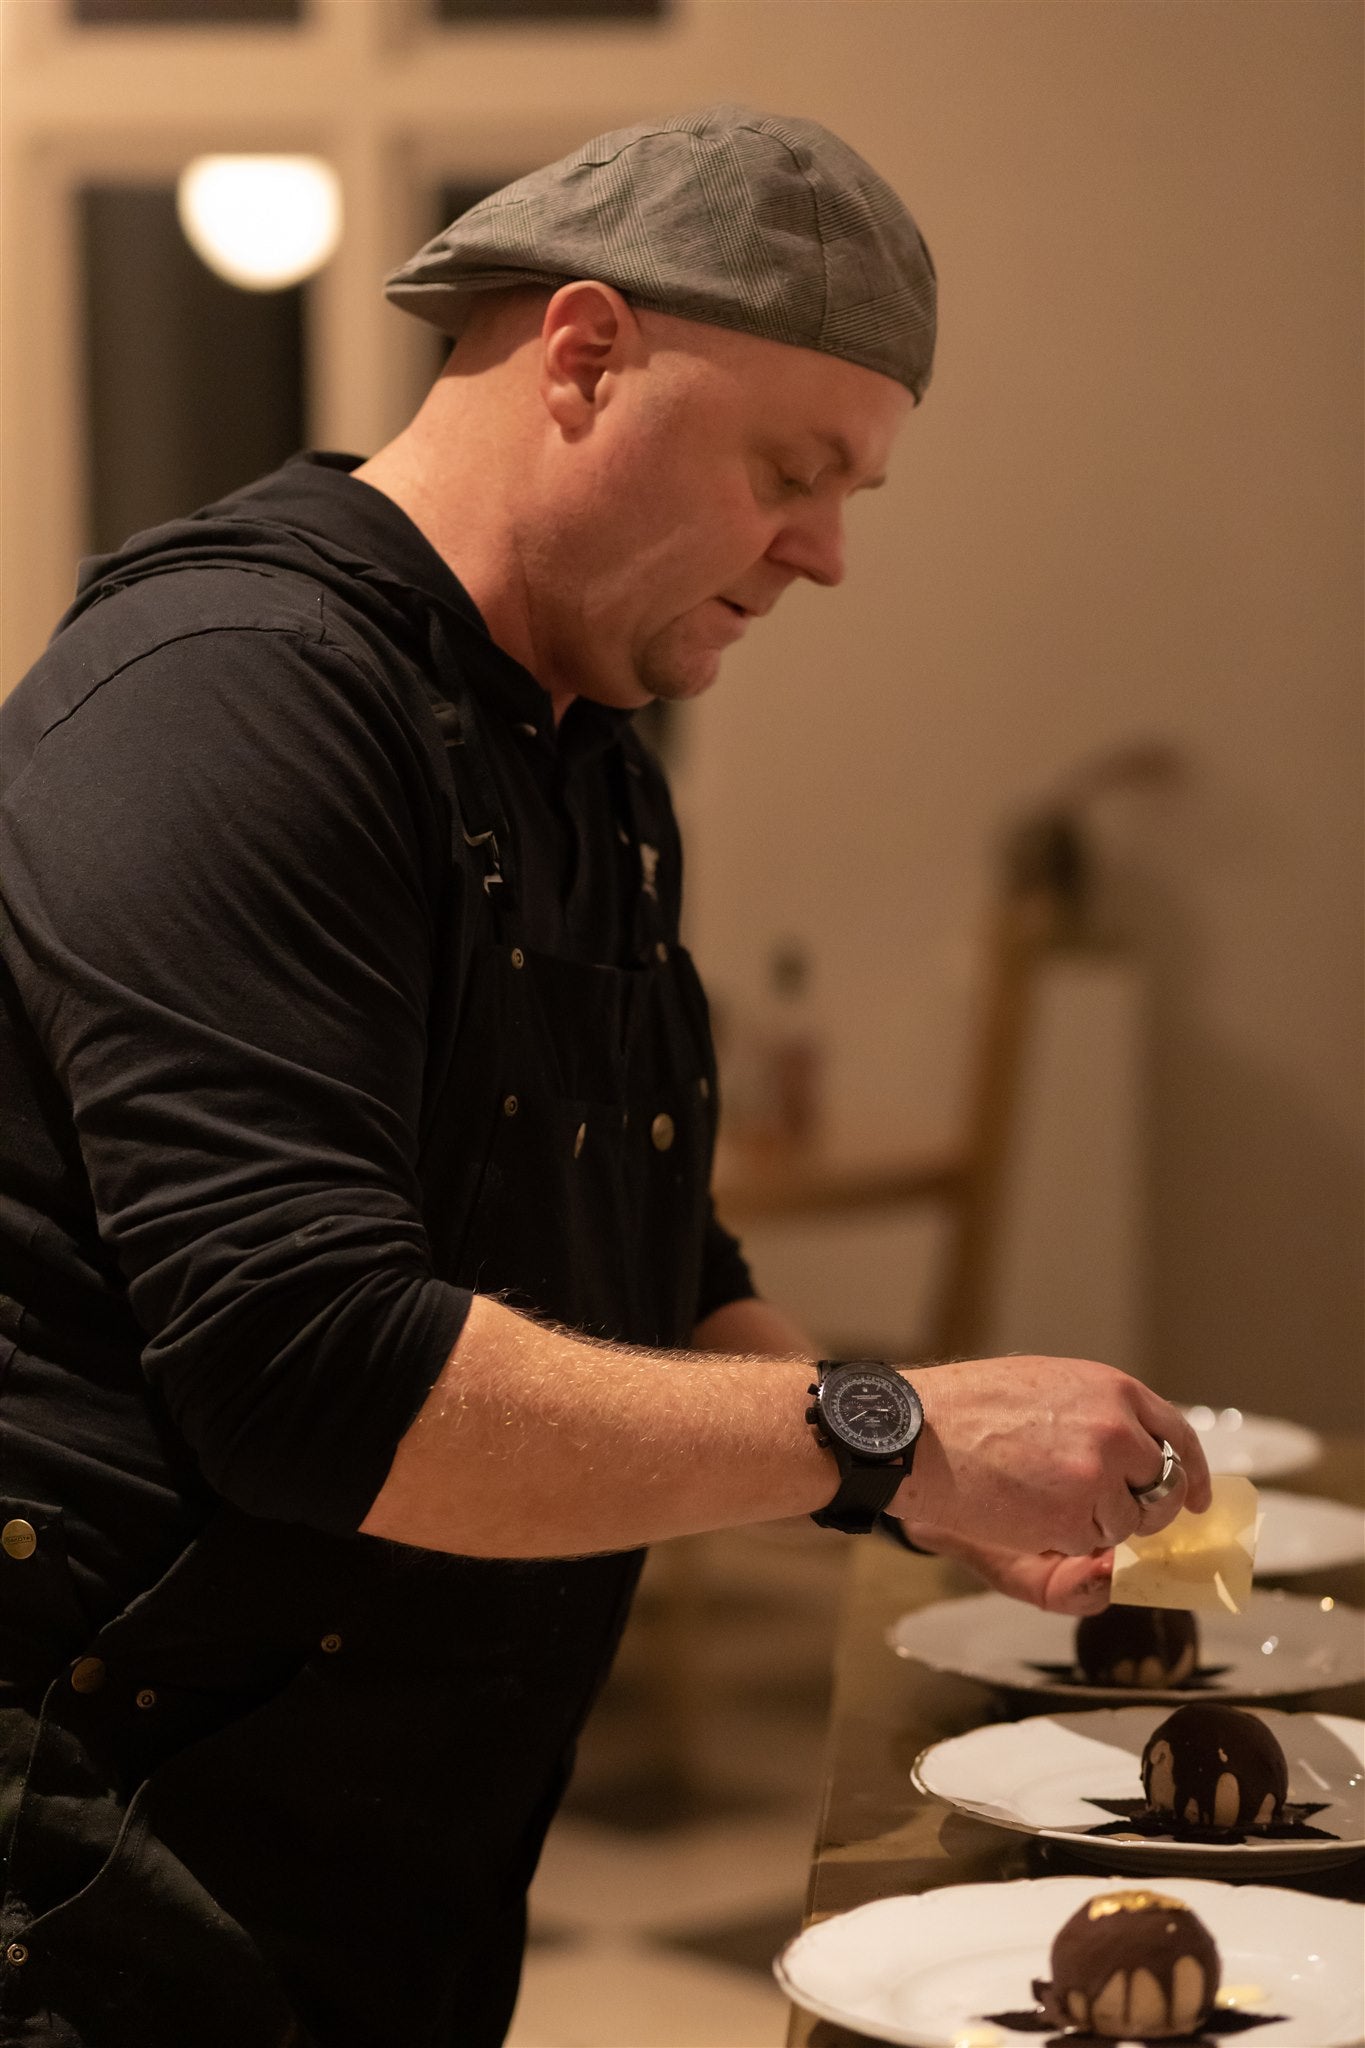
[176,155,342,291]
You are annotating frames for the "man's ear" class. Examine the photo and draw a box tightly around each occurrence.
[540,280,639,433]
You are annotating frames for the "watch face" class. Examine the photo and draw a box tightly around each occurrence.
[822,1368,922,1457]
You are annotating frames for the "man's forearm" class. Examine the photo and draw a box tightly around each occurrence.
[358,1293,836,1558]
[357,1296,1212,1563]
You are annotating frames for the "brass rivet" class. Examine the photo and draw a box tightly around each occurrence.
[510,947,525,969]
[650,1112,675,1152]
[655,941,668,963]
[503,1094,518,1117]
[698,1076,710,1100]
[320,1633,342,1654]
[69,1656,106,1695]
[135,1688,157,1710]
[5,1943,28,1967]
[2,1519,37,1561]
[573,1122,586,1159]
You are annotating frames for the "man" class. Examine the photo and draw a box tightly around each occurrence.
[0,106,1206,2046]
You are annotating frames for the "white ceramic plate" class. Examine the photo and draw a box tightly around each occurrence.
[887,1587,1365,1703]
[1182,1406,1323,1480]
[1256,1489,1365,1575]
[912,1707,1365,1876]
[774,1875,1365,2048]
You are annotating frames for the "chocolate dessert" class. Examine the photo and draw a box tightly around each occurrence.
[1035,1889,1220,2041]
[1141,1704,1288,1830]
[1076,1606,1200,1689]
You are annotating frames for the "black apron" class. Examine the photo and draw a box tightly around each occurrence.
[0,645,718,2048]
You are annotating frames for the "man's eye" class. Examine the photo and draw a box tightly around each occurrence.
[776,470,815,497]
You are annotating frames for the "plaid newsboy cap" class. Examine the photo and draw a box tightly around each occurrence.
[384,104,936,401]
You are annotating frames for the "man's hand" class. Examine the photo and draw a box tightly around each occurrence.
[889,1354,1211,1557]
[902,1522,1115,1614]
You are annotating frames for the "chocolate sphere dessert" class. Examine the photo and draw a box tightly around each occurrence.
[1075,1605,1199,1689]
[1141,1703,1288,1830]
[1038,1889,1220,2040]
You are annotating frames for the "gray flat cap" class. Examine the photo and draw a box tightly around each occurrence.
[385,104,936,400]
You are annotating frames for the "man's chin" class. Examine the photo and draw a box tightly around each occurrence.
[638,652,725,705]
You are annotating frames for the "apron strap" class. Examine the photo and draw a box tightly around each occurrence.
[611,739,670,965]
[421,616,520,919]
[422,604,667,960]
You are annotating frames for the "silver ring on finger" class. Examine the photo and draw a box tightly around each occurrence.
[1128,1438,1182,1509]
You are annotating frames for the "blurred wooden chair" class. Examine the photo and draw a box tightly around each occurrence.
[713,806,1083,1360]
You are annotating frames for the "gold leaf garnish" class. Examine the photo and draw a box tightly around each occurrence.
[1087,1890,1188,1919]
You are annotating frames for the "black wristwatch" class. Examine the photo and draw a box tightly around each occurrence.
[805,1359,924,1534]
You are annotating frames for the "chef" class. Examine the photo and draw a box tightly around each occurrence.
[0,105,1207,2047]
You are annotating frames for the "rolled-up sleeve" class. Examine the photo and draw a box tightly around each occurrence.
[0,622,470,1533]
[695,1201,756,1327]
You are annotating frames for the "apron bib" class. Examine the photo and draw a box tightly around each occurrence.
[0,654,717,2048]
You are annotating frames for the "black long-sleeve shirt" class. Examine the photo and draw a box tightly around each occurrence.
[0,453,753,1624]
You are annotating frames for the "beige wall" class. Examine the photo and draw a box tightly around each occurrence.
[3,1,1361,1424]
[675,2,1364,1428]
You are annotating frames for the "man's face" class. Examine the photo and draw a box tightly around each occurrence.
[523,314,912,714]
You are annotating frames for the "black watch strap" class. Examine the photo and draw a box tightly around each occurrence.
[810,1459,906,1534]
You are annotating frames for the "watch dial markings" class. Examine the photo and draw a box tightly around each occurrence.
[825,1370,921,1455]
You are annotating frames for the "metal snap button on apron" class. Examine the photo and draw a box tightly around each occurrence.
[655,941,668,963]
[135,1688,157,1710]
[650,1113,675,1152]
[320,1633,342,1654]
[503,1094,519,1117]
[5,1944,28,1968]
[1,1518,37,1560]
[69,1656,106,1694]
[573,1123,586,1159]
[510,947,525,970]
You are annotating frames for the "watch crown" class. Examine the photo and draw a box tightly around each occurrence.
[807,1383,819,1398]
[804,1405,819,1426]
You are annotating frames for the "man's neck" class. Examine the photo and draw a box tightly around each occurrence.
[352,428,575,728]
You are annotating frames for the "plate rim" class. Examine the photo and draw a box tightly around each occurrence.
[1255,1487,1365,1573]
[909,1705,1365,1867]
[1179,1406,1324,1479]
[886,1585,1365,1703]
[774,1873,1365,2048]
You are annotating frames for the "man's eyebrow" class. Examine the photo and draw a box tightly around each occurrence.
[819,434,886,491]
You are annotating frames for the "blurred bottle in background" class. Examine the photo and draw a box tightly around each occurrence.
[716,938,826,1161]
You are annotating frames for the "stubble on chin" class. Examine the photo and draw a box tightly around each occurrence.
[636,618,725,705]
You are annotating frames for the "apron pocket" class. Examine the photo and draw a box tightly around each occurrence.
[11,1777,308,2048]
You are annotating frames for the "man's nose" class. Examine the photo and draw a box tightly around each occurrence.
[770,506,846,588]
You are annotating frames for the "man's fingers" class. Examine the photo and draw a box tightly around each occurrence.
[1097,1426,1192,1549]
[1130,1459,1191,1537]
[1038,1550,1114,1615]
[1131,1386,1212,1512]
[942,1531,1115,1614]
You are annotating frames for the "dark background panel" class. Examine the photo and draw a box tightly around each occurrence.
[80,184,305,553]
[434,0,662,19]
[72,0,300,22]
